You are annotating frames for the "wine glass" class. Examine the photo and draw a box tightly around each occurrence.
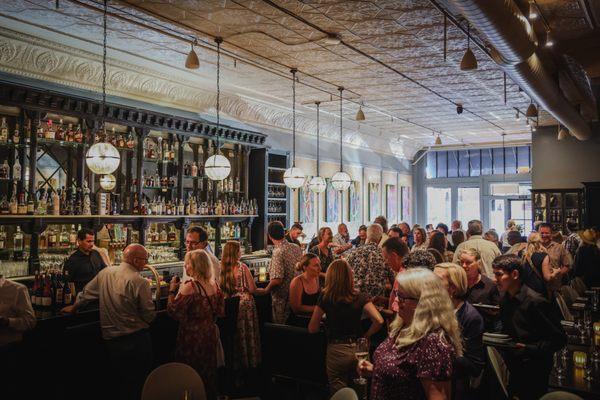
[354,338,369,389]
[554,352,565,381]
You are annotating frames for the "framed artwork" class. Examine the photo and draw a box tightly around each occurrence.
[401,186,412,223]
[298,178,315,224]
[347,181,361,222]
[325,178,339,222]
[386,185,398,224]
[368,182,380,222]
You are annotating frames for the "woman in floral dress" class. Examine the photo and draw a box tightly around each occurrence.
[168,249,225,399]
[220,240,261,370]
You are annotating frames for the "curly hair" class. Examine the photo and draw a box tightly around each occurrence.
[403,250,437,270]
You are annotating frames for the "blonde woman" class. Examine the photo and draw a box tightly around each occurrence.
[219,241,261,370]
[523,232,560,298]
[308,259,383,394]
[168,249,224,399]
[459,248,500,331]
[288,253,321,327]
[359,268,462,400]
[434,263,485,400]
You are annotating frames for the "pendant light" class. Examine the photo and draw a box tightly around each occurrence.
[308,101,326,193]
[558,125,569,141]
[545,30,555,47]
[185,39,200,70]
[434,134,442,146]
[526,102,538,118]
[355,102,365,121]
[283,68,306,189]
[205,37,231,181]
[331,87,351,192]
[528,0,539,19]
[460,23,478,71]
[99,174,116,191]
[86,0,120,175]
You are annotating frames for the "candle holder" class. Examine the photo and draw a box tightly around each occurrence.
[573,351,587,369]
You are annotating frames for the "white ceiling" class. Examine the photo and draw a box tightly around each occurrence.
[0,0,543,160]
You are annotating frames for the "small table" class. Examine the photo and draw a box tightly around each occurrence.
[548,345,600,399]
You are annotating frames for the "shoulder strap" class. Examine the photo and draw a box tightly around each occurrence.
[195,280,216,317]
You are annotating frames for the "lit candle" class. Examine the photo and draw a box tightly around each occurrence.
[594,322,600,336]
[573,351,587,368]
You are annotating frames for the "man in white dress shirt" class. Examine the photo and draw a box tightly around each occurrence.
[62,244,156,400]
[184,226,220,282]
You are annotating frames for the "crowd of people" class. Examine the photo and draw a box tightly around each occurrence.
[2,215,599,400]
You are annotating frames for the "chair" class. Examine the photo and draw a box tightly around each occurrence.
[560,285,579,306]
[217,296,241,368]
[487,347,509,400]
[141,362,206,400]
[539,391,583,400]
[330,387,359,400]
[555,293,574,321]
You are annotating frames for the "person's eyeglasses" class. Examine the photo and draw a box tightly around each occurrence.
[185,240,200,246]
[393,290,419,303]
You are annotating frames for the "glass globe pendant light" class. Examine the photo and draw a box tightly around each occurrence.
[308,101,326,193]
[205,37,231,181]
[86,0,120,175]
[331,87,351,191]
[99,174,116,191]
[283,68,305,189]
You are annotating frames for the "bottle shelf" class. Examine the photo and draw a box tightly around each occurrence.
[267,213,287,216]
[268,166,287,171]
[267,197,286,201]
[0,214,258,225]
[267,182,286,186]
[0,142,29,148]
[142,186,174,191]
[37,138,86,148]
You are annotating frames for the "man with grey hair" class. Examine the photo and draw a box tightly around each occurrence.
[453,220,501,277]
[62,244,156,400]
[346,223,393,299]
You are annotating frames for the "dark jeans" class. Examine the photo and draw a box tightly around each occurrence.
[104,329,154,400]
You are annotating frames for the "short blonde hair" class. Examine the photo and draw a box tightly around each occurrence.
[390,268,463,356]
[434,262,468,298]
[458,247,481,261]
[367,224,383,244]
[185,249,212,281]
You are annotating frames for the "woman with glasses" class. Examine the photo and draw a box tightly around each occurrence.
[219,241,261,372]
[359,268,461,400]
[308,259,383,394]
[168,249,224,399]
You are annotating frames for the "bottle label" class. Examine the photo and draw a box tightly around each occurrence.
[64,293,72,305]
[42,296,52,307]
[55,288,63,304]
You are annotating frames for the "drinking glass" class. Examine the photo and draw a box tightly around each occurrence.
[583,309,592,331]
[354,337,369,386]
[554,352,565,380]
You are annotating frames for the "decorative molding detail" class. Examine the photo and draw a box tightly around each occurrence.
[0,27,417,159]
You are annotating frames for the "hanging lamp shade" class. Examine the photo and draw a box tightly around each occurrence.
[205,153,231,180]
[185,43,200,69]
[308,176,326,193]
[283,167,306,189]
[86,142,120,174]
[355,106,365,121]
[435,135,442,145]
[99,174,117,191]
[558,127,569,141]
[526,103,538,118]
[331,171,351,191]
[460,48,477,71]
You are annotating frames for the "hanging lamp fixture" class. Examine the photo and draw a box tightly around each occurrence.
[86,0,120,176]
[526,102,538,118]
[528,0,539,19]
[185,39,200,69]
[434,134,442,146]
[283,68,306,189]
[308,101,326,193]
[460,23,478,71]
[205,37,232,181]
[557,125,569,141]
[545,30,555,47]
[355,102,365,121]
[331,87,351,191]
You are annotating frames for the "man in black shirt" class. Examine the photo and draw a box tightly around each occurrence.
[285,223,303,247]
[492,254,566,400]
[63,229,107,293]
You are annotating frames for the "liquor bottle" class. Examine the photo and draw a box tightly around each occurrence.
[0,226,5,248]
[159,226,168,243]
[0,117,8,143]
[30,271,40,307]
[74,124,83,143]
[55,119,65,141]
[52,189,60,215]
[126,129,135,149]
[12,123,20,144]
[162,140,169,161]
[0,195,9,214]
[24,120,31,144]
[45,119,55,140]
[41,274,52,308]
[36,191,47,215]
[26,191,35,215]
[0,159,8,180]
[191,161,198,177]
[17,190,26,215]
[132,193,140,214]
[178,199,184,215]
[13,226,24,261]
[48,227,57,248]
[62,271,72,305]
[53,272,64,307]
[118,134,125,148]
[190,195,197,215]
[36,120,44,139]
[235,176,240,192]
[12,151,21,181]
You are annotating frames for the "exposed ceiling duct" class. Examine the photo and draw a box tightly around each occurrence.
[446,0,594,140]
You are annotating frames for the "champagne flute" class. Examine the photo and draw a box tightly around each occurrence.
[354,337,369,385]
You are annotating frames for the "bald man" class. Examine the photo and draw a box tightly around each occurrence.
[62,244,155,400]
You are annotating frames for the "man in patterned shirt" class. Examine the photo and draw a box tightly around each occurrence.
[346,224,394,300]
[563,220,582,259]
[257,221,303,324]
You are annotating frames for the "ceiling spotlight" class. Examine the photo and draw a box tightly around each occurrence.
[545,30,554,47]
[355,105,365,121]
[526,102,538,118]
[456,104,463,114]
[323,33,341,45]
[435,134,442,145]
[185,40,200,69]
[460,24,478,71]
[558,126,569,141]
[528,1,539,19]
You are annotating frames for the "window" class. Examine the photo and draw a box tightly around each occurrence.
[489,199,505,233]
[510,199,533,235]
[426,152,436,179]
[493,148,504,175]
[457,188,480,224]
[516,146,530,172]
[458,150,469,177]
[505,147,517,174]
[481,149,492,175]
[427,187,451,226]
[436,152,447,178]
[447,151,458,178]
[469,149,481,176]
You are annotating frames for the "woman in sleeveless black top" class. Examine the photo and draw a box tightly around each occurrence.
[288,253,321,327]
[522,232,561,299]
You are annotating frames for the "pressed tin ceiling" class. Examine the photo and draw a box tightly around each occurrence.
[2,0,596,159]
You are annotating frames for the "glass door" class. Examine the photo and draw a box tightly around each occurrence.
[426,187,451,226]
[489,199,505,233]
[508,199,533,235]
